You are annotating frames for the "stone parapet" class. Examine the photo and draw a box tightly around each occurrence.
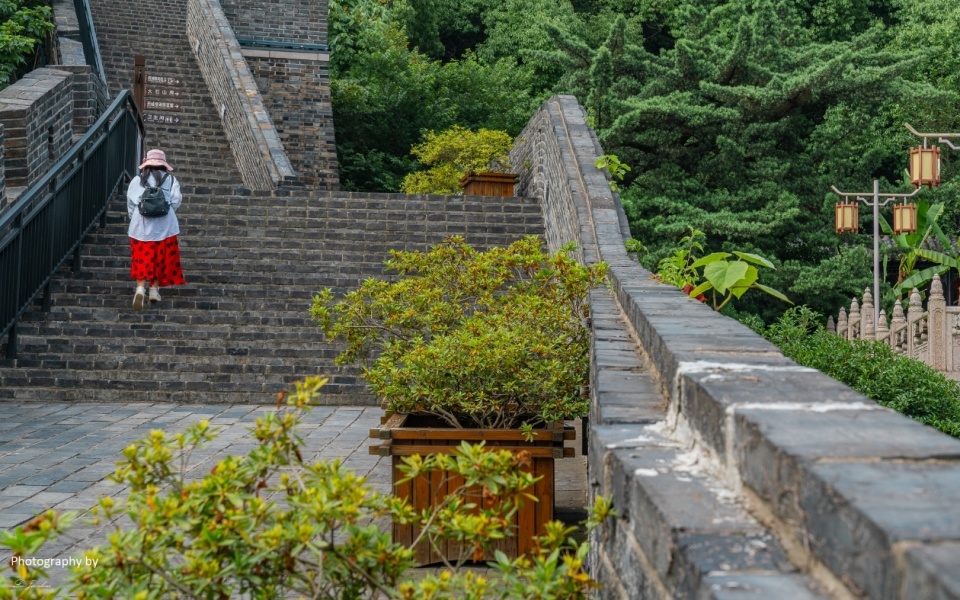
[518,95,960,599]
[0,69,74,189]
[186,0,296,190]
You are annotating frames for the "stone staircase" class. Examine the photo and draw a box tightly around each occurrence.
[0,0,546,403]
[0,189,544,402]
[88,0,243,188]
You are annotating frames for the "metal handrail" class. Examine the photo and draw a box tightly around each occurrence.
[0,90,144,360]
[72,0,108,89]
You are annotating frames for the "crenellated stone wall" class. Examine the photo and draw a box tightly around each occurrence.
[0,69,74,192]
[519,94,960,600]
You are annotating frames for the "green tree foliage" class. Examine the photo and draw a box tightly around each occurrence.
[540,0,957,321]
[0,379,614,599]
[764,307,960,437]
[329,0,536,192]
[0,0,54,89]
[401,126,514,194]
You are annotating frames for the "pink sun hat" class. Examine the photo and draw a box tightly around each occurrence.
[139,149,174,171]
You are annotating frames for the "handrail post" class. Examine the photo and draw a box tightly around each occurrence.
[133,55,146,114]
[6,322,17,361]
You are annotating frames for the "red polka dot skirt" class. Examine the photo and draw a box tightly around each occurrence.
[129,237,186,285]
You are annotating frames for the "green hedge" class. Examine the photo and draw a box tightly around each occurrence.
[762,307,960,438]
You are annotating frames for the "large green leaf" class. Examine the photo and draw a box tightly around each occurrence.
[915,248,960,270]
[690,252,732,269]
[896,263,950,295]
[754,283,793,304]
[704,260,749,294]
[729,265,759,298]
[732,252,775,269]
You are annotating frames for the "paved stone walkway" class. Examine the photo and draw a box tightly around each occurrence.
[0,402,586,593]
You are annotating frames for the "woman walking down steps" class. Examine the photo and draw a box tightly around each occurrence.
[126,149,187,309]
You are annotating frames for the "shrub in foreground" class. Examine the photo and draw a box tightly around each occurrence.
[0,378,613,599]
[764,306,960,438]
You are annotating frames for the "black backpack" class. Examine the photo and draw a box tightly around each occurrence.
[138,172,171,217]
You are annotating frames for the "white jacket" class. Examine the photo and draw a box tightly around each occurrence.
[126,171,183,241]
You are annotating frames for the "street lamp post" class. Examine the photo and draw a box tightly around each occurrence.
[831,180,922,328]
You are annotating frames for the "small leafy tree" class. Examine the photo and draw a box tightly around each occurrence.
[0,378,614,599]
[0,0,54,89]
[312,235,608,429]
[687,251,793,311]
[401,126,515,195]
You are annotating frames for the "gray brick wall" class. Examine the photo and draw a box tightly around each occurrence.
[524,94,960,600]
[220,0,328,46]
[186,0,296,190]
[0,69,74,189]
[244,52,339,189]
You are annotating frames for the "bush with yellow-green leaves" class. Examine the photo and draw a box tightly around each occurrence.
[0,378,613,599]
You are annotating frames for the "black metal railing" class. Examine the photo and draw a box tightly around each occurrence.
[73,0,108,89]
[0,90,143,360]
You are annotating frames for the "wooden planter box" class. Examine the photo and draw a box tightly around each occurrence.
[369,413,575,565]
[459,172,519,197]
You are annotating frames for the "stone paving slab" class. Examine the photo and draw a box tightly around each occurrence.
[0,402,586,593]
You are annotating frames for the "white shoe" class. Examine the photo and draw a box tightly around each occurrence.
[149,287,162,302]
[133,286,145,310]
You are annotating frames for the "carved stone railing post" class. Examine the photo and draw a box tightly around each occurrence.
[861,288,875,340]
[907,287,923,359]
[930,274,947,371]
[890,300,907,354]
[827,315,835,334]
[876,309,889,345]
[837,307,848,339]
[849,297,861,340]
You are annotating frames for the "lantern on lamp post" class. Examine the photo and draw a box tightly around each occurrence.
[831,180,922,328]
[893,202,917,234]
[835,202,859,233]
[909,145,941,188]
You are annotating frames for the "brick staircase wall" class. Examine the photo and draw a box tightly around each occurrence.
[242,51,338,189]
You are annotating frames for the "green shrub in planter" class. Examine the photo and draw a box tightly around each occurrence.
[764,306,960,437]
[312,235,608,429]
[0,378,614,599]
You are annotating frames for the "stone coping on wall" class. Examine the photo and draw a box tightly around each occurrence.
[239,48,329,62]
[519,95,960,599]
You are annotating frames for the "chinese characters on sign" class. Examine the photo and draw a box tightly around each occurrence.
[147,75,182,86]
[145,113,181,125]
[146,99,181,111]
[145,73,184,124]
